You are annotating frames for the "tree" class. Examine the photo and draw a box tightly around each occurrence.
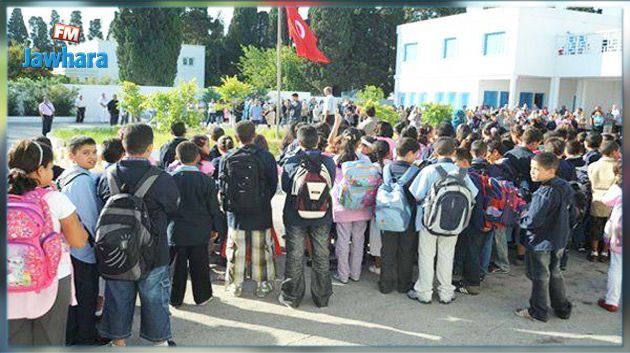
[205,15,226,87]
[147,80,202,131]
[29,16,52,52]
[8,44,52,80]
[106,11,119,40]
[223,8,258,77]
[8,8,29,46]
[254,11,270,47]
[112,8,183,86]
[214,76,253,109]
[566,7,603,14]
[49,10,64,51]
[355,85,398,125]
[88,19,103,40]
[238,45,313,92]
[421,102,453,127]
[118,81,146,122]
[267,8,289,47]
[403,8,466,22]
[68,11,86,44]
[181,8,211,45]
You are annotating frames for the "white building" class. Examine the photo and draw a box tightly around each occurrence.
[53,39,205,88]
[394,7,622,111]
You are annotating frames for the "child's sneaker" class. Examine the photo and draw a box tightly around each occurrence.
[368,264,381,275]
[255,281,273,298]
[588,251,599,262]
[599,252,609,263]
[332,273,348,284]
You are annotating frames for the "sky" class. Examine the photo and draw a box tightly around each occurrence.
[9,7,309,38]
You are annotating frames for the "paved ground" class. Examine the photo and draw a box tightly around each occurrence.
[7,119,623,347]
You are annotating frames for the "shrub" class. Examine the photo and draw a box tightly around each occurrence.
[355,85,399,126]
[421,102,454,127]
[214,76,253,109]
[8,77,78,116]
[118,81,146,123]
[145,80,202,131]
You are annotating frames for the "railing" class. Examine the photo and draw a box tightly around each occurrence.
[556,30,621,56]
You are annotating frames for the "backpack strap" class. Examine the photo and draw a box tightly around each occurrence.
[382,163,394,184]
[457,168,467,182]
[132,167,161,198]
[57,170,90,190]
[398,165,420,186]
[435,165,448,180]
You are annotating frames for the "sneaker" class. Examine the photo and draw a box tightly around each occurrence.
[588,251,599,262]
[599,253,609,263]
[278,294,297,309]
[598,298,618,312]
[489,265,510,274]
[577,244,586,253]
[368,265,381,275]
[514,308,535,321]
[455,284,480,296]
[197,297,214,306]
[255,281,273,298]
[406,289,431,304]
[167,340,177,347]
[332,273,348,285]
[439,296,456,304]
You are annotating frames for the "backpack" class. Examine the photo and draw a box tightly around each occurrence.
[375,164,419,232]
[473,172,525,230]
[56,169,89,190]
[291,154,332,219]
[221,147,266,214]
[95,166,161,281]
[335,159,382,209]
[422,166,475,236]
[569,180,589,228]
[159,138,186,169]
[7,188,62,293]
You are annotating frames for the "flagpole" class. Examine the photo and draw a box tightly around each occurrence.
[275,7,282,138]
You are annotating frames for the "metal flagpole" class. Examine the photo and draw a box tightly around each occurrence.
[275,7,282,138]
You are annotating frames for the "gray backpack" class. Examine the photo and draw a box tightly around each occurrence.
[422,165,475,236]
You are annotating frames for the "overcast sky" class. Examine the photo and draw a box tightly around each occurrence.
[9,7,309,38]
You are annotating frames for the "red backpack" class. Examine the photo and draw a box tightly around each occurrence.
[474,172,525,230]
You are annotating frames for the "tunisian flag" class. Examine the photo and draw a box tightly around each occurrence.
[286,7,330,64]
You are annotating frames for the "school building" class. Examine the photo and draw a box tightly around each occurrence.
[394,7,622,111]
[52,39,206,88]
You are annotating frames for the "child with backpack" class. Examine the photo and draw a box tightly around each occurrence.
[374,138,420,294]
[96,123,180,347]
[515,152,575,322]
[56,136,102,345]
[332,128,382,284]
[8,140,88,345]
[219,121,278,298]
[367,140,392,275]
[167,135,214,176]
[159,122,188,169]
[169,142,225,307]
[407,137,478,304]
[279,125,336,308]
[598,161,622,312]
[587,140,621,262]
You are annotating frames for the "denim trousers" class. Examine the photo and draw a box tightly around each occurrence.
[462,229,489,287]
[66,257,99,345]
[379,227,416,294]
[281,224,333,307]
[493,226,511,272]
[98,266,172,342]
[525,250,572,322]
[606,251,622,306]
[479,230,495,275]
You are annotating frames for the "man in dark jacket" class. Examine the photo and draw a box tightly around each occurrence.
[168,142,226,307]
[159,122,187,169]
[515,152,574,322]
[219,121,278,298]
[107,94,120,126]
[289,93,302,124]
[96,123,180,347]
[279,125,336,308]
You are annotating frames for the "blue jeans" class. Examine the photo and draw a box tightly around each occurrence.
[525,250,572,322]
[480,230,494,275]
[98,266,172,342]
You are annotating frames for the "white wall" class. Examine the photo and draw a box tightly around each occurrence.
[557,78,578,109]
[581,79,622,111]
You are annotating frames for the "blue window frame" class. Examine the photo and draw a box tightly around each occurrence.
[499,91,509,107]
[404,43,418,61]
[483,32,506,56]
[408,93,417,106]
[519,92,533,108]
[443,38,456,58]
[435,92,445,104]
[458,92,470,109]
[447,92,457,106]
[418,92,427,104]
[483,91,499,108]
[398,93,406,106]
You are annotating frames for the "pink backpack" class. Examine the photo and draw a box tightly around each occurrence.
[7,188,62,293]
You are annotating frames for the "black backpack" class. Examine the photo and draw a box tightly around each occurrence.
[95,166,160,281]
[159,138,186,169]
[221,146,266,214]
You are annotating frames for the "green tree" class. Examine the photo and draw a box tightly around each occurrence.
[49,10,64,51]
[238,45,313,92]
[421,102,453,127]
[205,16,226,87]
[106,11,119,40]
[8,8,29,46]
[8,44,52,80]
[355,85,398,125]
[403,8,466,22]
[214,76,253,109]
[29,16,52,52]
[118,81,146,123]
[181,8,211,45]
[255,11,270,47]
[68,11,86,44]
[147,80,202,131]
[88,19,103,40]
[267,8,289,47]
[112,8,183,86]
[223,8,258,77]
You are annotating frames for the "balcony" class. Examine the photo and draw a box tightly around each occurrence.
[556,30,621,56]
[554,30,621,78]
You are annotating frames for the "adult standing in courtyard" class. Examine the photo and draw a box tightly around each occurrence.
[322,86,336,126]
[107,94,120,126]
[38,96,55,137]
[75,94,86,123]
[98,93,109,124]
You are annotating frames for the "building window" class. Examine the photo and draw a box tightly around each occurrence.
[183,58,188,65]
[483,32,506,56]
[458,92,470,109]
[398,93,406,106]
[443,38,456,58]
[403,43,418,62]
[447,92,457,106]
[418,92,427,104]
[435,92,445,104]
[188,58,194,66]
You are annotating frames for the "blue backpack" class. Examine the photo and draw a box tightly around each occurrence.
[375,164,419,232]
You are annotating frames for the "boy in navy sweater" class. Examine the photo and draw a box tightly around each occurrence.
[515,152,575,322]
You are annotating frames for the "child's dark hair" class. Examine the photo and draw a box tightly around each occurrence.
[34,136,53,148]
[533,152,559,172]
[210,127,224,142]
[510,124,524,139]
[434,137,457,157]
[401,125,418,140]
[337,127,362,165]
[176,141,200,164]
[192,135,210,158]
[297,125,319,150]
[544,137,565,157]
[565,139,583,156]
[419,124,433,137]
[487,139,505,156]
[456,124,472,143]
[455,147,472,165]
[123,123,154,155]
[314,122,331,151]
[602,133,615,142]
[436,121,455,138]
[366,106,376,117]
[471,140,487,158]
[372,140,390,168]
[217,135,234,152]
[397,137,420,157]
[170,122,186,137]
[376,121,394,138]
[102,138,124,164]
[68,136,97,154]
[600,140,620,157]
[236,120,256,144]
[576,131,588,144]
[254,134,269,151]
[8,140,54,195]
[522,128,543,145]
[394,121,407,136]
[585,132,603,149]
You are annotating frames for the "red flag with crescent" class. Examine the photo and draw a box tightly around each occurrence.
[285,7,330,64]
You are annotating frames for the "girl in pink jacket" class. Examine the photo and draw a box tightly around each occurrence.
[598,162,622,312]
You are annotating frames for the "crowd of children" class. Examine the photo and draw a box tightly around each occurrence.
[7,102,623,346]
